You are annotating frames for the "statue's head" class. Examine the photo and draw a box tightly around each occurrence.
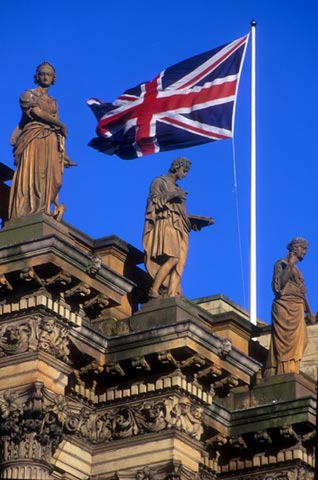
[40,318,55,333]
[286,237,308,253]
[34,62,56,85]
[169,157,192,174]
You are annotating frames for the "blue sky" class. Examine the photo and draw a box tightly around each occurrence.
[1,1,317,323]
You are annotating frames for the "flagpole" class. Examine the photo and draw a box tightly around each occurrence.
[250,20,257,325]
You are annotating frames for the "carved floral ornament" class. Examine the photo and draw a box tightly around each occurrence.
[0,387,205,454]
[0,315,70,362]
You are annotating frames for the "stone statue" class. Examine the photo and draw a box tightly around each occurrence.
[265,237,316,376]
[8,62,76,221]
[142,157,213,300]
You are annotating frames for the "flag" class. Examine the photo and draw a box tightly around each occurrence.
[88,34,249,160]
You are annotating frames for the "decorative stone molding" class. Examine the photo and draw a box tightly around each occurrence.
[83,293,110,319]
[206,433,228,448]
[96,461,215,480]
[66,395,205,444]
[233,466,314,480]
[83,293,110,312]
[165,396,204,441]
[86,254,102,276]
[64,282,91,299]
[213,374,239,396]
[158,350,179,367]
[254,430,272,445]
[0,315,71,363]
[228,434,247,449]
[105,362,125,377]
[70,368,214,406]
[196,363,223,381]
[135,466,155,480]
[181,355,206,369]
[73,361,104,394]
[217,338,232,357]
[132,356,151,371]
[219,447,315,475]
[0,274,13,292]
[0,293,82,327]
[45,270,72,287]
[0,390,205,448]
[279,424,300,442]
[20,267,44,286]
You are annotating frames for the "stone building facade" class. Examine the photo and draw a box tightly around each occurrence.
[0,212,316,479]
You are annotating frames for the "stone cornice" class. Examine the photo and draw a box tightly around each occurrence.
[106,320,262,378]
[229,396,316,434]
[0,234,135,297]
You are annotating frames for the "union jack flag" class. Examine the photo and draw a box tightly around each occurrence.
[88,34,249,160]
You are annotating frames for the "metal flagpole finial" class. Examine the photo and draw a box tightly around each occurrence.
[250,19,256,27]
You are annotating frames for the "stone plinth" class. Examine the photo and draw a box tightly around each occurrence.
[194,294,258,355]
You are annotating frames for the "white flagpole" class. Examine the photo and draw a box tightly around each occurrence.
[250,20,257,325]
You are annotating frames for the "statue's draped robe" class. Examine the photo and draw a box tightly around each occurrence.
[266,258,308,375]
[142,174,191,297]
[8,88,64,219]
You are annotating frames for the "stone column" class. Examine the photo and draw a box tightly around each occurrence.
[0,385,65,480]
[1,459,53,480]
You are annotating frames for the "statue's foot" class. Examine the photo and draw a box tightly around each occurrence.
[148,288,161,300]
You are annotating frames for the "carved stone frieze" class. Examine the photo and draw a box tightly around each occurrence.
[38,317,70,362]
[0,322,30,356]
[69,395,204,444]
[0,315,70,362]
[165,396,204,440]
[0,391,205,447]
[237,466,314,480]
